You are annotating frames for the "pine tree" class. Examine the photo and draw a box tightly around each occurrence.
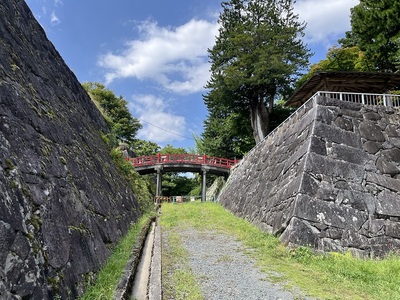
[205,0,311,144]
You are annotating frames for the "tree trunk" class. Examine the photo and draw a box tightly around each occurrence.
[250,100,270,144]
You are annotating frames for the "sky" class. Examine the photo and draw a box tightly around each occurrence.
[25,0,359,151]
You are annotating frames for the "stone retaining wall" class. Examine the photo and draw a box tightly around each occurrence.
[0,1,142,298]
[219,96,400,257]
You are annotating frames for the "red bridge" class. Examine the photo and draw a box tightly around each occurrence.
[127,154,239,201]
[129,154,238,169]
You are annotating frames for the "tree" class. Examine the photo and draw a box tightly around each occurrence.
[83,82,142,144]
[157,145,199,196]
[205,0,311,144]
[197,109,254,159]
[198,99,294,158]
[295,45,369,89]
[159,144,187,155]
[130,139,160,156]
[339,0,400,72]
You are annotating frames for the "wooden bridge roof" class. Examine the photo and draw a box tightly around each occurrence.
[286,71,400,107]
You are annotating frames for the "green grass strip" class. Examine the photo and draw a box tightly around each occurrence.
[160,202,400,300]
[79,214,151,300]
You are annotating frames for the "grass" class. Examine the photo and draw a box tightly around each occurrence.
[79,214,151,300]
[160,202,400,300]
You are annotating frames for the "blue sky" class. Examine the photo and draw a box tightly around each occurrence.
[25,0,359,151]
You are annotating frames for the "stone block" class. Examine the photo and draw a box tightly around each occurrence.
[315,105,337,125]
[381,148,400,163]
[340,108,364,119]
[348,248,368,259]
[387,113,400,125]
[361,219,386,237]
[299,172,321,197]
[280,217,319,248]
[293,195,367,230]
[366,172,400,192]
[309,137,327,156]
[368,237,400,257]
[320,227,343,239]
[363,112,381,121]
[385,125,400,137]
[316,97,362,111]
[318,238,345,252]
[386,221,400,238]
[388,137,400,148]
[282,140,310,174]
[375,190,400,217]
[363,141,381,154]
[341,229,369,249]
[376,157,400,176]
[293,106,317,135]
[336,189,373,213]
[334,116,354,131]
[10,232,30,261]
[277,175,303,200]
[0,221,15,267]
[305,153,365,183]
[359,120,386,142]
[313,122,362,148]
[316,188,337,202]
[331,143,369,165]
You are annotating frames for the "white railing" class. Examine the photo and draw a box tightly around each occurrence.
[315,91,400,107]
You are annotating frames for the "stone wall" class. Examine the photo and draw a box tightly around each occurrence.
[219,96,400,257]
[0,1,142,299]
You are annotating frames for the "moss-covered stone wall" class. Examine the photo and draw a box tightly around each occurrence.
[0,1,141,298]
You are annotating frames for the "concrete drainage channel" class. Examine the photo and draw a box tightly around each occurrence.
[114,216,162,300]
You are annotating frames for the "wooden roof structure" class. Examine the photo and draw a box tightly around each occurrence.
[285,71,400,107]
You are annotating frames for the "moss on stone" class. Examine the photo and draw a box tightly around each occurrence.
[60,156,67,165]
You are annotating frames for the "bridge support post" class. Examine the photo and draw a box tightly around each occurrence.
[155,166,163,197]
[201,167,208,202]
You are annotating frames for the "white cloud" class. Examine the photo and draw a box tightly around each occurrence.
[294,0,359,45]
[129,94,187,143]
[50,11,60,25]
[98,19,219,94]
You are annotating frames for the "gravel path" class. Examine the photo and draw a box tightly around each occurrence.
[179,229,312,300]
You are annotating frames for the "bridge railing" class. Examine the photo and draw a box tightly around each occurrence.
[129,154,238,169]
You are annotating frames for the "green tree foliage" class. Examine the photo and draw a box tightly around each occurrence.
[160,144,187,155]
[110,148,153,212]
[161,174,198,197]
[82,82,154,210]
[83,82,142,144]
[197,109,254,158]
[295,45,369,89]
[339,0,400,72]
[198,100,294,158]
[157,145,199,196]
[130,139,160,156]
[205,0,311,144]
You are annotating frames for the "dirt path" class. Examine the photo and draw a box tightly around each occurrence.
[162,227,314,300]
